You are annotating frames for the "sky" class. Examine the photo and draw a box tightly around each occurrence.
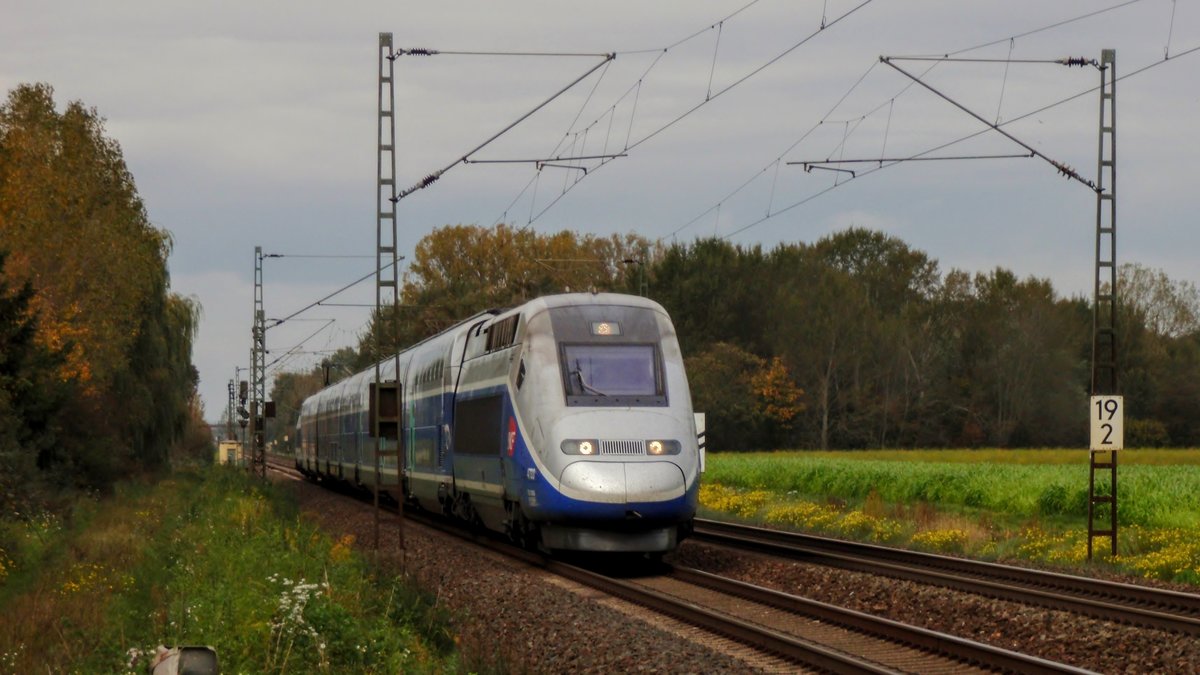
[2,1,1197,422]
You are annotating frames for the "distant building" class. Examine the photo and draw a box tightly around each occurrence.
[216,441,241,465]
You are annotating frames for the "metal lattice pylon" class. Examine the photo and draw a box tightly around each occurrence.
[1088,49,1117,560]
[250,246,267,479]
[374,33,405,556]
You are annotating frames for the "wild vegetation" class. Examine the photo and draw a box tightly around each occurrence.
[0,83,208,498]
[657,234,1199,451]
[0,466,456,673]
[269,223,1200,453]
[700,450,1200,584]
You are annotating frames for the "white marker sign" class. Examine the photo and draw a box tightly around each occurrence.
[1090,395,1124,451]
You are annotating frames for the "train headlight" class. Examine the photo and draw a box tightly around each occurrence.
[646,440,681,455]
[561,439,599,455]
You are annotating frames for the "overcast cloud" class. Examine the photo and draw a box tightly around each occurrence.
[2,1,1196,420]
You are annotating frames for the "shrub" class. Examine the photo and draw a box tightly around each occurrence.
[1036,484,1070,515]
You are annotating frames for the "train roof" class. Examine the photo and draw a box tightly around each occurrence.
[508,292,665,317]
[298,292,664,410]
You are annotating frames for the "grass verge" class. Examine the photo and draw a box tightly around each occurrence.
[0,465,457,673]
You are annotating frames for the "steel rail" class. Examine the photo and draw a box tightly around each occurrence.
[669,566,1091,675]
[383,505,903,672]
[542,560,901,674]
[694,519,1200,635]
[267,459,1074,672]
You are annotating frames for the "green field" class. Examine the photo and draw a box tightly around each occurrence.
[701,449,1200,583]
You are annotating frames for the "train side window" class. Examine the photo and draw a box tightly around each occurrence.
[487,315,519,353]
[516,359,526,390]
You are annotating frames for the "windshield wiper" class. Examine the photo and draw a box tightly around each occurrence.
[572,360,609,396]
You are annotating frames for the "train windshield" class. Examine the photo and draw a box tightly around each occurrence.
[560,343,666,406]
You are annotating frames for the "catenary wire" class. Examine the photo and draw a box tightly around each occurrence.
[996,39,1015,124]
[522,0,877,229]
[395,54,614,201]
[717,42,1200,241]
[262,254,374,259]
[490,0,1154,237]
[616,0,764,55]
[268,259,400,329]
[885,0,1150,59]
[661,2,1182,243]
[265,320,335,373]
[398,49,610,58]
[1165,0,1178,58]
[663,59,886,240]
[491,12,698,230]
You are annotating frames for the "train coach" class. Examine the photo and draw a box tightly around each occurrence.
[295,292,702,554]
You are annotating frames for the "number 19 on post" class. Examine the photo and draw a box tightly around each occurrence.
[1090,395,1124,451]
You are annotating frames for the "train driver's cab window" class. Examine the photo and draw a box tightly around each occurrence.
[560,343,666,406]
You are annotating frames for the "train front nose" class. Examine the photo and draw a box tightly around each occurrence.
[547,411,697,520]
[557,454,687,505]
[540,433,695,552]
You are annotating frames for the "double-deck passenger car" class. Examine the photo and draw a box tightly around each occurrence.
[296,293,700,553]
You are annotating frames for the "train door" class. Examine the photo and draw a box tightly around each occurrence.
[441,334,464,478]
[314,402,323,474]
[450,319,508,529]
[405,340,453,511]
[394,358,411,497]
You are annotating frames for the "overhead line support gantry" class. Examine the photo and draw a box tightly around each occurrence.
[374,33,405,560]
[804,50,1122,559]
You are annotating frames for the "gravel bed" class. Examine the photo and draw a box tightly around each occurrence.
[281,476,787,673]
[282,473,1198,673]
[669,541,1200,674]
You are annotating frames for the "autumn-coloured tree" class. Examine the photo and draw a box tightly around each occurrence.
[0,83,203,483]
[358,223,651,358]
[751,356,805,430]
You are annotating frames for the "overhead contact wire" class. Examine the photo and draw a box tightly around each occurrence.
[628,0,876,154]
[663,59,881,241]
[270,259,399,329]
[720,43,1200,240]
[617,0,764,55]
[530,0,878,233]
[947,0,1147,57]
[396,54,614,201]
[265,320,335,373]
[707,21,724,101]
[507,0,751,229]
[881,98,894,159]
[996,38,1015,124]
[1165,0,1178,59]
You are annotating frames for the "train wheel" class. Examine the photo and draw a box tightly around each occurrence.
[506,502,540,551]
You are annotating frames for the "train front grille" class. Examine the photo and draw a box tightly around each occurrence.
[600,439,645,456]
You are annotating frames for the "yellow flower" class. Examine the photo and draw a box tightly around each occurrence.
[329,534,356,563]
[911,529,968,553]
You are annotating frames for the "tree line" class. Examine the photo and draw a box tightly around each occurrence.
[0,83,207,496]
[267,223,1199,452]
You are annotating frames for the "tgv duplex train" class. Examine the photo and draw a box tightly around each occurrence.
[295,293,702,553]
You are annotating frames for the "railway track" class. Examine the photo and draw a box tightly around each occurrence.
[265,458,1089,673]
[598,563,1089,674]
[694,518,1200,636]
[408,511,1088,673]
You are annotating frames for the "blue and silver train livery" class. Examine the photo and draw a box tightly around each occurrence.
[295,293,702,553]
